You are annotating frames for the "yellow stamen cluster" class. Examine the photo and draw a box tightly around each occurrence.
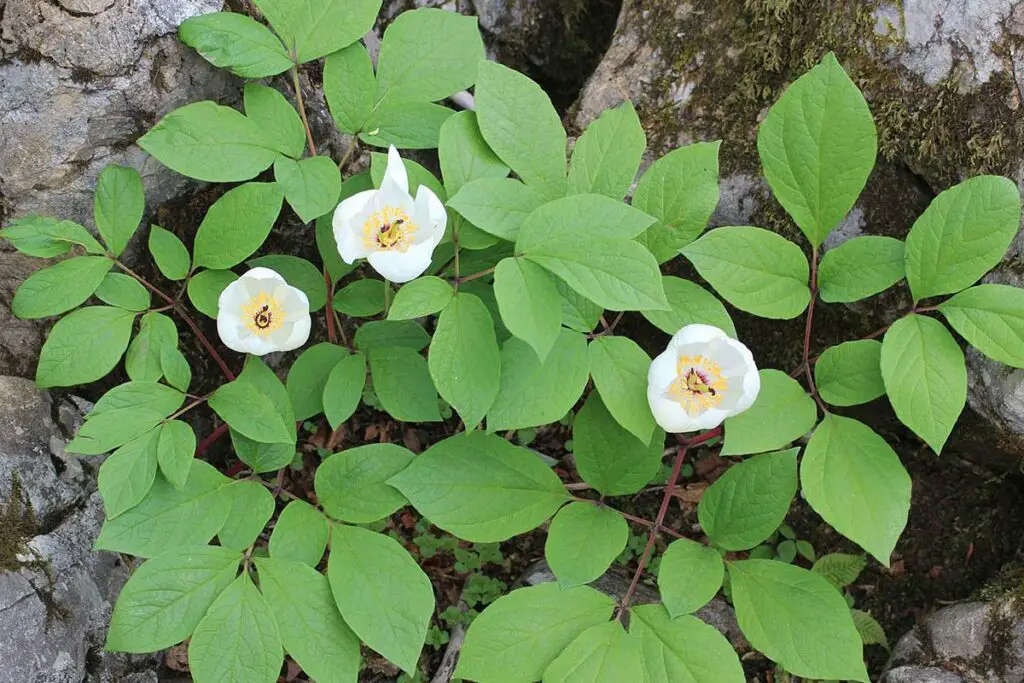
[241,292,285,336]
[667,354,728,414]
[361,206,417,252]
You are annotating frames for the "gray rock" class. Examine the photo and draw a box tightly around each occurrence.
[883,666,966,683]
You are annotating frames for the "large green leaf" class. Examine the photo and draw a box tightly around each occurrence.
[543,621,643,683]
[217,480,275,551]
[456,583,614,683]
[368,345,442,422]
[12,255,113,319]
[243,82,305,159]
[156,420,196,489]
[940,284,1024,368]
[148,225,191,281]
[269,500,329,568]
[98,429,160,519]
[94,460,233,557]
[158,352,189,392]
[90,382,185,420]
[187,269,238,319]
[438,110,509,196]
[36,306,135,388]
[95,273,150,311]
[429,293,501,428]
[138,101,278,182]
[728,559,869,681]
[658,538,725,617]
[322,352,366,429]
[517,194,656,249]
[94,165,145,257]
[633,142,721,262]
[388,276,454,320]
[818,236,905,303]
[67,407,164,455]
[333,278,388,317]
[494,257,562,361]
[359,98,454,149]
[814,339,885,407]
[567,102,646,201]
[642,278,734,340]
[801,415,910,565]
[328,525,434,674]
[905,175,1021,300]
[573,391,664,496]
[389,431,568,542]
[324,43,375,134]
[880,314,965,454]
[125,311,177,383]
[588,336,656,444]
[193,182,284,269]
[447,178,546,242]
[757,52,877,247]
[0,215,104,258]
[188,572,283,683]
[209,379,293,445]
[630,604,745,683]
[106,545,240,652]
[722,369,817,456]
[179,11,292,78]
[475,60,567,199]
[546,502,628,589]
[682,226,810,319]
[698,449,798,551]
[275,156,341,223]
[231,431,294,475]
[557,278,603,333]
[487,330,590,431]
[316,444,413,523]
[253,0,381,63]
[256,558,361,683]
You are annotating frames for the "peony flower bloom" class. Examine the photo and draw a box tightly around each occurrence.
[332,145,447,284]
[647,324,760,433]
[217,267,311,356]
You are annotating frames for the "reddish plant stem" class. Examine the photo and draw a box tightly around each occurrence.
[195,422,229,458]
[324,269,338,344]
[801,249,827,413]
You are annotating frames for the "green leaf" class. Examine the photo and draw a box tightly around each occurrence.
[160,347,191,392]
[360,99,454,149]
[187,269,238,319]
[95,273,150,311]
[188,572,283,683]
[493,257,561,361]
[812,553,867,589]
[98,430,160,518]
[275,156,341,223]
[218,480,275,551]
[698,449,798,550]
[682,227,810,319]
[316,444,413,523]
[256,558,362,683]
[36,306,135,388]
[209,380,293,445]
[545,502,627,589]
[328,524,434,674]
[439,110,509,196]
[95,460,233,557]
[12,255,113,319]
[236,356,296,445]
[456,583,614,683]
[814,339,885,406]
[801,414,910,565]
[389,431,568,542]
[852,609,889,650]
[356,319,430,352]
[269,500,328,567]
[818,236,905,303]
[634,141,721,262]
[544,621,642,683]
[757,52,877,247]
[558,279,603,333]
[429,293,501,428]
[368,345,441,422]
[475,60,567,199]
[573,392,664,496]
[324,42,375,134]
[193,182,284,269]
[90,382,184,420]
[243,82,305,159]
[722,369,817,456]
[94,165,144,257]
[447,178,546,242]
[880,314,966,454]
[940,284,1024,368]
[138,101,278,182]
[322,352,366,428]
[253,0,381,63]
[630,604,745,683]
[0,216,103,258]
[658,538,725,617]
[588,336,656,444]
[728,559,869,681]
[905,175,1021,300]
[157,420,195,489]
[642,276,736,338]
[375,8,485,102]
[68,406,163,455]
[333,278,389,317]
[125,312,177,382]
[487,329,589,431]
[567,102,646,201]
[388,276,454,320]
[179,11,292,78]
[517,195,656,249]
[106,545,240,652]
[231,432,294,475]
[247,254,328,312]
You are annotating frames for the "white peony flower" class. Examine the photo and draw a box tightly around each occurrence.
[217,267,311,356]
[332,145,447,284]
[647,324,760,433]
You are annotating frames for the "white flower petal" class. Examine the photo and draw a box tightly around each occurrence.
[385,145,409,194]
[377,173,415,215]
[732,367,761,415]
[648,393,704,433]
[217,278,249,318]
[667,324,728,350]
[334,190,377,263]
[414,185,447,242]
[366,238,438,283]
[648,348,679,392]
[280,314,311,352]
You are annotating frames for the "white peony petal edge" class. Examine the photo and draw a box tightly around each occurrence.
[216,271,312,356]
[333,190,376,263]
[667,323,728,350]
[366,238,438,284]
[385,145,409,194]
[414,185,448,242]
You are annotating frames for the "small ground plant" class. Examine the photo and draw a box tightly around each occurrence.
[4,2,1024,681]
